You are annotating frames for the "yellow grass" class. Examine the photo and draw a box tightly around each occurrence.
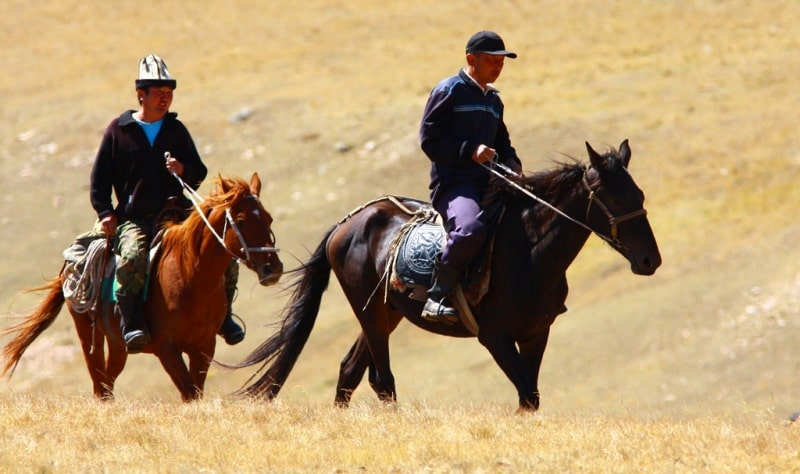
[1,395,798,473]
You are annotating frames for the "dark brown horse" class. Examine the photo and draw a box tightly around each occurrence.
[1,173,283,401]
[233,141,661,411]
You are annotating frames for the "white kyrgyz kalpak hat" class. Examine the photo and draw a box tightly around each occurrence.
[135,53,177,89]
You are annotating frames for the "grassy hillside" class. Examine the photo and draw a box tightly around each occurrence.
[1,0,799,424]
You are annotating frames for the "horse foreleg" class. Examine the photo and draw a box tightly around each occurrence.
[155,345,199,402]
[517,327,551,412]
[71,311,115,400]
[187,348,212,397]
[335,332,372,407]
[478,329,540,412]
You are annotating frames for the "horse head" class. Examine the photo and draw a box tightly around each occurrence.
[214,173,283,286]
[583,140,662,275]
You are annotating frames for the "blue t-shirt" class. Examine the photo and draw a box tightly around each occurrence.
[135,117,164,146]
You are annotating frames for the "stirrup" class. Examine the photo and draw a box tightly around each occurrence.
[219,313,245,345]
[123,330,149,354]
[421,298,459,325]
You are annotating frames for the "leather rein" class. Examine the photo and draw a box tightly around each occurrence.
[484,161,647,249]
[165,153,279,263]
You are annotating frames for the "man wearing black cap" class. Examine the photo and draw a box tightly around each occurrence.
[419,31,523,323]
[89,54,245,352]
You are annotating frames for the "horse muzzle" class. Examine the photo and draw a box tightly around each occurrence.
[256,260,283,286]
[630,250,662,276]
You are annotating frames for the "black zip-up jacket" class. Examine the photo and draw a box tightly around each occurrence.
[419,68,521,196]
[90,110,207,221]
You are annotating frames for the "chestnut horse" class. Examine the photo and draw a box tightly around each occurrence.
[1,173,283,401]
[232,140,661,411]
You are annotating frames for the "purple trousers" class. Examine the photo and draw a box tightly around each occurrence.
[432,184,488,272]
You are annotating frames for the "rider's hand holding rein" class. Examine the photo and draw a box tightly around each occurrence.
[474,144,524,176]
[472,144,497,164]
[165,156,184,177]
[100,214,117,236]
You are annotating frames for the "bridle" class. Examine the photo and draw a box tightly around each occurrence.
[484,160,647,249]
[191,194,280,264]
[221,197,281,262]
[581,170,647,245]
[165,153,279,264]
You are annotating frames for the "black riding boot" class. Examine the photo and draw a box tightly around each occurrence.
[218,287,245,345]
[421,258,461,324]
[116,293,150,354]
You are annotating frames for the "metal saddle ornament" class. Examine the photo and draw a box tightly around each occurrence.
[394,222,444,301]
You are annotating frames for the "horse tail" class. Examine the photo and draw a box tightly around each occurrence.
[1,276,66,377]
[234,226,336,399]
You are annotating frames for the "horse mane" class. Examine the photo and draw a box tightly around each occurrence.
[486,144,627,208]
[484,145,626,236]
[484,160,585,208]
[160,176,252,281]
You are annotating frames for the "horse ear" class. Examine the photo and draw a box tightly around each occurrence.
[586,141,605,169]
[250,172,262,197]
[618,139,631,168]
[218,173,231,193]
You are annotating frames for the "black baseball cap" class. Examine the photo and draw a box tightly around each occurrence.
[465,31,517,58]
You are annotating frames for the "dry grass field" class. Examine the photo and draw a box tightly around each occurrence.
[1,0,800,471]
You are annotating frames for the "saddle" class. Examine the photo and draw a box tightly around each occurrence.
[61,233,165,305]
[388,199,504,335]
[59,206,181,344]
[61,197,188,306]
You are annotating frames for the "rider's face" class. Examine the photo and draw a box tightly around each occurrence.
[139,86,174,118]
[467,53,505,88]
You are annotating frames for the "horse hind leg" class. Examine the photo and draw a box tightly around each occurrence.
[335,332,372,407]
[70,310,116,400]
[356,306,403,405]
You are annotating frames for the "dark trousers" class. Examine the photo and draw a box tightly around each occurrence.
[432,184,488,271]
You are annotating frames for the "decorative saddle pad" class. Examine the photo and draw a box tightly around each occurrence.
[394,222,445,293]
[389,217,480,335]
